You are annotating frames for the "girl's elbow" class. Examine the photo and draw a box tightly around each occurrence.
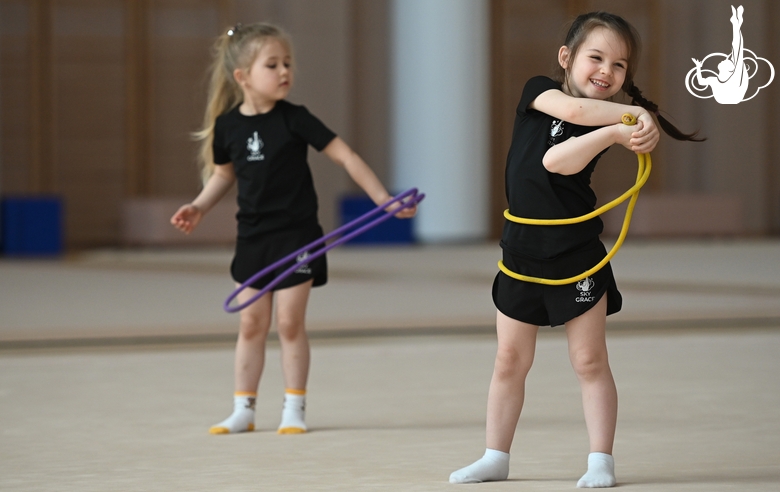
[542,156,563,174]
[543,157,578,176]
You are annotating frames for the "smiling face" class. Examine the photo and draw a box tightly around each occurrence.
[234,37,293,111]
[558,26,628,100]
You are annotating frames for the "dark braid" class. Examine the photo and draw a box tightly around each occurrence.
[626,82,705,142]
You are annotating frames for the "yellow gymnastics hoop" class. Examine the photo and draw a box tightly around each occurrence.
[497,113,651,286]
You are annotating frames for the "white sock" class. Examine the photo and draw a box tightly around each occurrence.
[449,448,510,484]
[577,452,616,488]
[277,389,307,434]
[209,393,256,434]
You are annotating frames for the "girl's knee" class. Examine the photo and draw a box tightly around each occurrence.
[570,349,610,380]
[276,316,305,342]
[239,313,271,340]
[494,345,533,381]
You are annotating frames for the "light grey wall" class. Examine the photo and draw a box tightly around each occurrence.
[390,0,490,242]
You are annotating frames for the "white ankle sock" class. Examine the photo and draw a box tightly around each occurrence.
[277,389,306,434]
[449,448,510,484]
[577,452,616,488]
[209,392,256,434]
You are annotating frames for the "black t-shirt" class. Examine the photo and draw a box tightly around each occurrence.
[213,100,337,237]
[501,76,609,259]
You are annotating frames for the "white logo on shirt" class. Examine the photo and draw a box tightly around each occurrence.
[548,119,564,146]
[247,132,265,161]
[550,119,564,138]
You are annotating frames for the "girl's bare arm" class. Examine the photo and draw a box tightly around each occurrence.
[323,137,416,218]
[531,89,655,136]
[171,163,236,234]
[543,115,658,175]
[192,163,236,213]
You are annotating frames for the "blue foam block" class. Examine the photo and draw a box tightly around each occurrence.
[1,196,64,255]
[339,195,414,245]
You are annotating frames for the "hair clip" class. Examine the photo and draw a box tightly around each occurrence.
[227,23,242,36]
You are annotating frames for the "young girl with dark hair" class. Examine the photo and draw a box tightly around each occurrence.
[450,11,701,488]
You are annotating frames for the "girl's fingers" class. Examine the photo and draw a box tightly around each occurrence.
[632,140,658,153]
[395,205,417,218]
[633,128,659,144]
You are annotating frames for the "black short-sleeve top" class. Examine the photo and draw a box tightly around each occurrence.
[501,76,609,259]
[212,100,337,238]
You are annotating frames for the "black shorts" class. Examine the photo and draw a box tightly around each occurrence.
[492,239,622,327]
[231,223,328,291]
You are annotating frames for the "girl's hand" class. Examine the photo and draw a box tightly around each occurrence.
[614,120,637,151]
[392,202,417,219]
[170,204,203,234]
[629,112,660,154]
[381,196,418,219]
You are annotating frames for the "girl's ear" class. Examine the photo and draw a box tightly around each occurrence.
[558,45,570,69]
[233,68,246,87]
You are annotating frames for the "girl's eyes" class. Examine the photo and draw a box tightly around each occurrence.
[589,56,626,70]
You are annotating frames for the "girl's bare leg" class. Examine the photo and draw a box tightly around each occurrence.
[273,279,313,433]
[274,279,313,390]
[450,310,538,483]
[486,311,540,452]
[565,295,617,487]
[210,286,273,434]
[235,286,274,392]
[565,295,615,453]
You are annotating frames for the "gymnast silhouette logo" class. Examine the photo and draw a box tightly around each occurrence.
[576,277,594,294]
[685,5,774,104]
[246,131,265,161]
[548,119,564,146]
[575,277,595,303]
[295,252,312,275]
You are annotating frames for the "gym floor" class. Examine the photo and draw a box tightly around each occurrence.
[1,241,779,491]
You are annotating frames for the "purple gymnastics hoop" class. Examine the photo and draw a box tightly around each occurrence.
[224,187,425,313]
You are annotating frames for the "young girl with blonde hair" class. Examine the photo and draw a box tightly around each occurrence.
[449,11,701,487]
[172,22,414,435]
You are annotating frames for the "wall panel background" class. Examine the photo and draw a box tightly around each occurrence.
[1,0,778,248]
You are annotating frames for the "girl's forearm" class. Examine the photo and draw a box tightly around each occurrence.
[542,126,617,175]
[324,137,391,205]
[192,166,235,213]
[567,99,644,126]
[533,89,647,127]
[342,153,392,205]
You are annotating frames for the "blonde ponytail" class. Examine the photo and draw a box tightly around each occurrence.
[193,23,293,184]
